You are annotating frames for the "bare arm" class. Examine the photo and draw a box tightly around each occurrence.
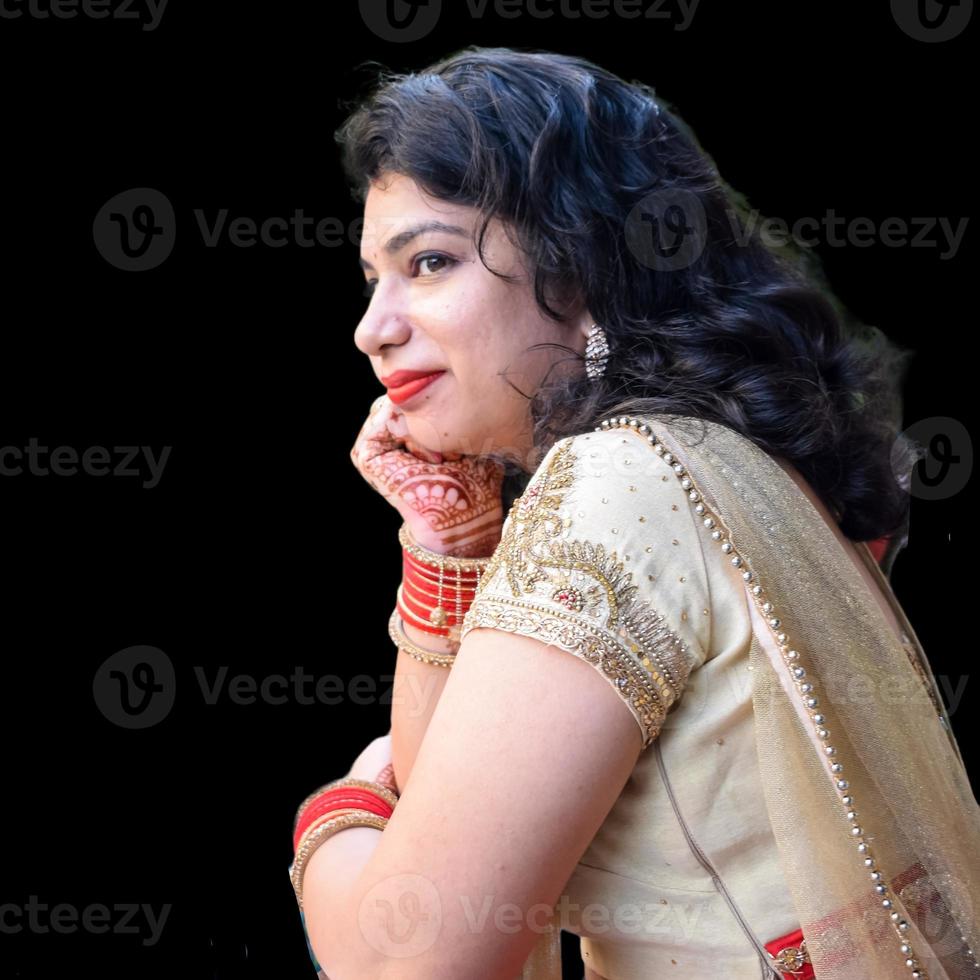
[304,624,645,979]
[390,620,455,793]
[350,392,505,790]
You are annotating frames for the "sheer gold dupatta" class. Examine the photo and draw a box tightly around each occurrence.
[634,412,980,980]
[514,411,979,979]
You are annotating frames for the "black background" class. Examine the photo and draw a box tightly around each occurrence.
[0,1,973,977]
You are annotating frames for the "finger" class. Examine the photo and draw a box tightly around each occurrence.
[385,409,409,440]
[404,437,443,464]
[355,398,403,461]
[374,762,399,794]
[362,395,397,438]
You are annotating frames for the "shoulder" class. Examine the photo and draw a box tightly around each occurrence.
[462,422,711,749]
[539,425,711,655]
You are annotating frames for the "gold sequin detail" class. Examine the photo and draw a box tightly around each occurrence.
[461,437,695,747]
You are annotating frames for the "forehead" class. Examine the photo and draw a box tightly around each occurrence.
[358,174,477,266]
[364,172,433,211]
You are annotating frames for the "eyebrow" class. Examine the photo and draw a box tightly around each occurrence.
[358,220,470,271]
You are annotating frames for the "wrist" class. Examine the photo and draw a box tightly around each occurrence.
[401,616,460,655]
[411,510,503,558]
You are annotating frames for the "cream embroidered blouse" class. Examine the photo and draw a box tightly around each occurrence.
[460,424,802,978]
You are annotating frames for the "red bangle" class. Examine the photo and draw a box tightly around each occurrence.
[402,546,483,583]
[402,561,479,599]
[295,786,395,828]
[295,801,393,853]
[401,573,475,617]
[397,586,452,636]
[398,586,465,629]
[400,549,481,632]
[297,790,393,830]
[402,563,478,599]
[295,799,393,853]
[763,926,814,979]
[294,790,394,851]
[402,566,481,597]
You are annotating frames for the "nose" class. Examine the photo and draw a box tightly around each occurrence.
[353,286,411,358]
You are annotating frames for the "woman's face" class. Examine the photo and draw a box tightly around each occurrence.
[354,172,591,468]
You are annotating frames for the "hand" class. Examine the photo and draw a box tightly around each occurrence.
[350,394,506,558]
[347,730,398,794]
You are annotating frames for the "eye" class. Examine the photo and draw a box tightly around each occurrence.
[414,252,455,277]
[361,252,456,300]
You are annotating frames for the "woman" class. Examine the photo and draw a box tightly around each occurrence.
[289,47,980,979]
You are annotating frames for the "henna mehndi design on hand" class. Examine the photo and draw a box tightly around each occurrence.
[351,395,505,558]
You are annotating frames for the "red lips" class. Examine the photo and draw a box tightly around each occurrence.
[384,371,445,406]
[381,369,444,389]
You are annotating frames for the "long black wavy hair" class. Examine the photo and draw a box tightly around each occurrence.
[336,45,923,546]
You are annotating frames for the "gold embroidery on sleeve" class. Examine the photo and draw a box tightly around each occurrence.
[461,437,696,747]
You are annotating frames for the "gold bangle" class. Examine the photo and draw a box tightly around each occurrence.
[290,809,390,907]
[388,606,458,666]
[399,523,494,573]
[390,603,459,664]
[293,777,400,832]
